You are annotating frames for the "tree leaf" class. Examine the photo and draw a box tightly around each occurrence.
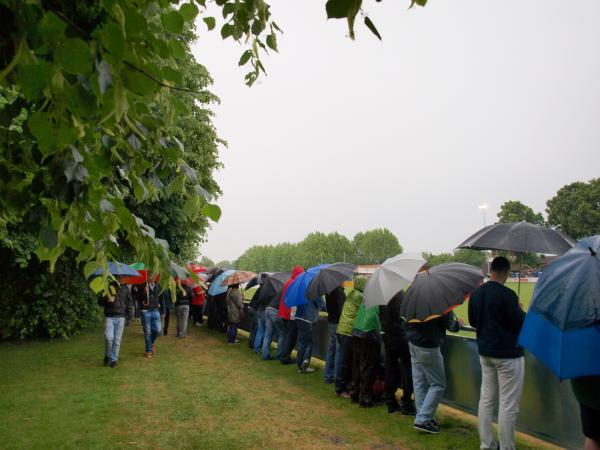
[221,24,234,39]
[55,38,92,75]
[162,66,183,85]
[103,22,125,59]
[39,11,66,42]
[364,17,381,40]
[266,33,278,52]
[180,3,199,21]
[39,227,58,248]
[203,16,216,31]
[161,11,185,34]
[169,39,186,59]
[410,0,428,8]
[238,50,252,66]
[28,111,53,157]
[18,61,50,101]
[326,0,355,19]
[202,203,221,222]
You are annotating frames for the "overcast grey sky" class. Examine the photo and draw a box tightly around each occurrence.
[191,0,600,263]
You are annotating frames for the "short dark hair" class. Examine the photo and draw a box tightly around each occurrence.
[490,256,510,274]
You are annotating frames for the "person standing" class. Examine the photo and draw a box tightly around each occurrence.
[175,282,193,338]
[140,281,162,357]
[160,288,172,336]
[262,286,285,361]
[351,301,382,407]
[226,284,244,344]
[278,266,304,365]
[191,284,206,326]
[295,295,326,374]
[380,290,416,415]
[98,281,132,368]
[571,375,600,450]
[324,285,346,384]
[335,277,365,397]
[407,312,461,433]
[469,256,526,449]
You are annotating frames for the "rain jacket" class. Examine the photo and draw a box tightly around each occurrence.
[325,286,346,324]
[379,290,407,339]
[337,289,363,337]
[352,302,382,341]
[226,287,244,324]
[295,297,326,324]
[278,266,304,320]
[191,286,205,306]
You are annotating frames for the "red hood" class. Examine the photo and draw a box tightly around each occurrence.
[278,265,304,319]
[290,265,304,280]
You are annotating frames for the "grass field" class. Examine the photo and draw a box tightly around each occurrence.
[0,322,554,450]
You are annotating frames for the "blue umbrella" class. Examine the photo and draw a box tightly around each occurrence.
[207,269,236,296]
[90,262,140,279]
[284,265,329,307]
[518,235,600,380]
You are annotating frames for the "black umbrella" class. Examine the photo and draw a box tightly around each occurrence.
[253,272,291,308]
[458,222,575,255]
[305,263,356,299]
[400,262,483,322]
[245,272,274,290]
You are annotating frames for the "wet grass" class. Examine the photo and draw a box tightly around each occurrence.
[0,321,554,449]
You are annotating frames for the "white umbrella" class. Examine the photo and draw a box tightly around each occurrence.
[363,253,426,308]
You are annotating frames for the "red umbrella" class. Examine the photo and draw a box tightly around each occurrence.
[121,270,160,285]
[188,264,207,274]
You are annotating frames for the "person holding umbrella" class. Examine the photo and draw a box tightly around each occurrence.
[226,283,244,344]
[278,266,304,365]
[401,263,482,434]
[468,256,525,450]
[324,284,346,384]
[97,280,132,368]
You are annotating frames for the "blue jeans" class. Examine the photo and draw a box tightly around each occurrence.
[228,323,238,343]
[409,343,446,425]
[253,308,266,353]
[104,317,125,362]
[262,307,283,359]
[324,322,341,382]
[296,319,313,369]
[142,310,162,353]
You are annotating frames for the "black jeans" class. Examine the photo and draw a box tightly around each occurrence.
[335,334,354,393]
[162,307,171,335]
[279,319,297,363]
[191,304,203,324]
[383,334,414,403]
[295,319,313,369]
[352,337,381,403]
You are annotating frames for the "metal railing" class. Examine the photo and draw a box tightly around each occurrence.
[240,306,583,449]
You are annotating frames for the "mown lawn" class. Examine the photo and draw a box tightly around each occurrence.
[0,321,554,450]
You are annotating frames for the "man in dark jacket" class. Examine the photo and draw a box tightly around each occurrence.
[380,290,416,415]
[468,256,525,450]
[139,281,162,357]
[407,311,460,434]
[324,285,346,384]
[175,283,193,338]
[98,281,132,368]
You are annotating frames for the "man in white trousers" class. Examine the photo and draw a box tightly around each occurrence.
[468,256,526,450]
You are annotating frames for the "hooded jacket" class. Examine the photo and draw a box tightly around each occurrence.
[379,290,407,339]
[325,285,346,325]
[352,302,382,341]
[336,288,363,337]
[226,287,244,323]
[277,265,304,320]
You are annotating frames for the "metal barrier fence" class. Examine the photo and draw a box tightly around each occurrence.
[240,307,583,449]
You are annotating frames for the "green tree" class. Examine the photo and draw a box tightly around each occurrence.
[497,201,545,225]
[197,255,214,267]
[352,228,403,264]
[422,249,486,268]
[297,232,353,267]
[546,179,600,239]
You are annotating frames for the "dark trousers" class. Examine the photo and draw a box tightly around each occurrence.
[248,308,258,349]
[384,334,414,403]
[335,334,354,393]
[279,319,298,363]
[227,322,238,343]
[352,337,381,403]
[216,297,228,332]
[207,297,216,329]
[162,307,171,335]
[295,319,313,369]
[191,304,203,324]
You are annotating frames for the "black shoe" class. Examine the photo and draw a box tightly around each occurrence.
[103,356,110,367]
[414,420,440,434]
[387,401,401,415]
[401,401,417,416]
[360,401,375,408]
[110,361,118,368]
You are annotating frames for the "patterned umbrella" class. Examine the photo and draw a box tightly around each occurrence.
[220,270,256,286]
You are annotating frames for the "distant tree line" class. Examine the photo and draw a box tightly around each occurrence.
[234,228,403,273]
